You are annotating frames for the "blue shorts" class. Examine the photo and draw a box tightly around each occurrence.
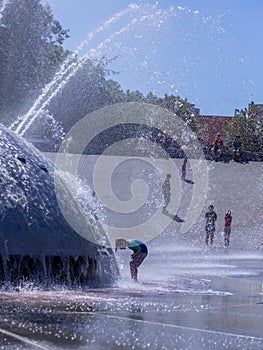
[130,252,147,268]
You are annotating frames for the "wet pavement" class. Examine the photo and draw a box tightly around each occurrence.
[46,154,262,250]
[0,246,262,350]
[0,155,261,349]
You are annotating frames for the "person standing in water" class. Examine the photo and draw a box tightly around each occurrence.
[205,204,217,247]
[223,210,232,251]
[162,173,171,211]
[181,157,187,181]
[115,238,148,282]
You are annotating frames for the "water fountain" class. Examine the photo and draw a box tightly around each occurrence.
[2,1,261,289]
[1,3,175,289]
[0,0,137,290]
[0,2,262,349]
[0,123,118,288]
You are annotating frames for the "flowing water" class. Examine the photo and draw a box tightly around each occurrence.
[0,2,262,349]
[9,3,149,136]
[9,3,234,137]
[0,242,262,349]
[0,125,118,288]
[0,0,8,19]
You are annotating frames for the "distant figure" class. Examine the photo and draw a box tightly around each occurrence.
[205,204,217,247]
[213,133,224,159]
[232,135,242,162]
[181,157,187,181]
[233,135,242,150]
[138,135,146,151]
[223,210,232,251]
[162,129,172,147]
[162,174,171,210]
[115,238,148,282]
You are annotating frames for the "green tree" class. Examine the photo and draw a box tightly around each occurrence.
[156,94,197,131]
[47,58,117,132]
[227,109,263,152]
[0,0,69,122]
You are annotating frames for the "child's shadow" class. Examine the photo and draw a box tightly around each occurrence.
[183,179,195,185]
[162,208,184,222]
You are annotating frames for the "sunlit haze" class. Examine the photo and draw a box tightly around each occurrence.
[45,0,263,116]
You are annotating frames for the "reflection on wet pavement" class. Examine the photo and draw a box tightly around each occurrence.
[0,248,262,349]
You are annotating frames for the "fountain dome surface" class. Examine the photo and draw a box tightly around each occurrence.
[0,123,118,288]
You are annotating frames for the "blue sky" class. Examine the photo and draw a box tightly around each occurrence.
[45,1,263,116]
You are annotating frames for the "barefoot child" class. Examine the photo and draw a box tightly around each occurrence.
[181,157,187,181]
[205,204,217,247]
[162,174,171,209]
[224,210,232,251]
[115,238,148,282]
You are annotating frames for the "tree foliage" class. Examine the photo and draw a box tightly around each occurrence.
[226,108,263,152]
[47,57,124,132]
[0,1,202,144]
[0,0,262,157]
[0,0,69,121]
[45,53,197,134]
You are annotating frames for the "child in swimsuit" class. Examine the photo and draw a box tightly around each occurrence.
[115,238,148,282]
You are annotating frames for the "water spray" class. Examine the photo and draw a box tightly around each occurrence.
[9,4,141,135]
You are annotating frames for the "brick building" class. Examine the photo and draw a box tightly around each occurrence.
[194,115,233,145]
[194,102,263,146]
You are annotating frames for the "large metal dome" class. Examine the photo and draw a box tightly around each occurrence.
[0,124,118,288]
